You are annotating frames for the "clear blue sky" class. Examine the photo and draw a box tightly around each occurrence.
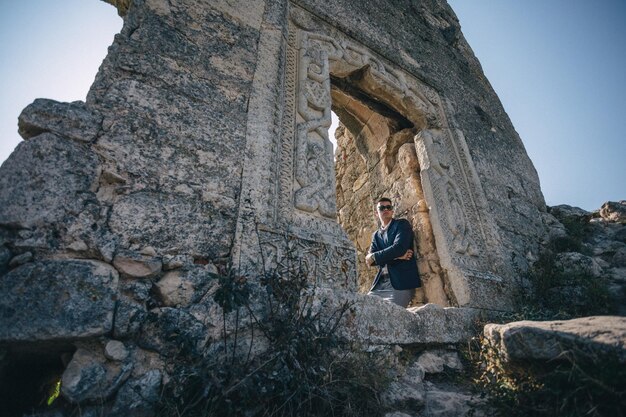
[448,0,625,210]
[1,1,624,211]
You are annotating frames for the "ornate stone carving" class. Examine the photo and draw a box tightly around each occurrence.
[293,33,338,219]
[257,229,356,291]
[416,129,481,270]
[271,4,509,305]
[281,10,442,242]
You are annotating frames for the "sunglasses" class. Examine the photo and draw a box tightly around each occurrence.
[377,205,393,211]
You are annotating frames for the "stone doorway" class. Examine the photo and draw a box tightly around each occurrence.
[330,73,451,307]
[234,5,512,310]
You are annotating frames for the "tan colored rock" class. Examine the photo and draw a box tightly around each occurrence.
[155,271,195,307]
[154,265,218,307]
[417,350,463,374]
[113,250,162,278]
[600,201,626,223]
[139,246,157,257]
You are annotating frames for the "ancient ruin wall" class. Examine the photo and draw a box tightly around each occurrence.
[0,0,554,331]
[294,0,550,272]
[293,0,552,308]
[0,0,556,413]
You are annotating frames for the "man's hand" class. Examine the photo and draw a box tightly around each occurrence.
[394,249,413,261]
[365,252,376,266]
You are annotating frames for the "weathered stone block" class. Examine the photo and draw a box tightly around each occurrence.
[105,340,129,362]
[137,307,208,357]
[112,299,147,339]
[61,346,132,404]
[109,191,233,259]
[18,99,102,142]
[312,288,478,346]
[417,350,463,374]
[110,370,162,417]
[484,316,626,364]
[0,133,99,228]
[0,260,118,342]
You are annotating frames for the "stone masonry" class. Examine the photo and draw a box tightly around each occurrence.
[0,0,556,414]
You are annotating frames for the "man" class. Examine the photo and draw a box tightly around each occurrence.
[365,197,421,307]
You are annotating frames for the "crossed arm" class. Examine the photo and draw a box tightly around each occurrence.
[365,221,414,267]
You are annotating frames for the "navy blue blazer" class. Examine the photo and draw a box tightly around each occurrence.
[370,218,421,291]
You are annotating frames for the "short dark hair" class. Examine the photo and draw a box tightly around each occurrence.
[377,197,392,205]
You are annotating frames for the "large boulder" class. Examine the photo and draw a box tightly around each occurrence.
[0,133,99,229]
[484,316,626,364]
[0,260,119,342]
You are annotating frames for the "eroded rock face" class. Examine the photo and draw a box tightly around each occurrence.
[0,132,99,229]
[18,98,103,142]
[110,370,162,417]
[61,346,133,404]
[0,260,118,342]
[484,316,626,364]
[137,307,209,358]
[548,202,626,314]
[600,200,626,224]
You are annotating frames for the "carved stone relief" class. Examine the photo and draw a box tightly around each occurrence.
[273,4,508,304]
[257,228,356,291]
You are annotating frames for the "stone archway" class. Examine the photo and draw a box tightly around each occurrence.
[233,4,513,310]
[331,78,451,306]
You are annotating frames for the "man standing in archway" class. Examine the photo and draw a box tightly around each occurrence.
[365,197,421,307]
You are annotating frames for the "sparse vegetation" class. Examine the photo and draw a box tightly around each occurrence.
[510,220,613,321]
[464,334,626,417]
[156,248,391,417]
[460,218,621,417]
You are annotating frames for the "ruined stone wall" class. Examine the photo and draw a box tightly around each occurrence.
[87,0,265,265]
[295,0,550,278]
[0,0,270,413]
[0,0,556,413]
